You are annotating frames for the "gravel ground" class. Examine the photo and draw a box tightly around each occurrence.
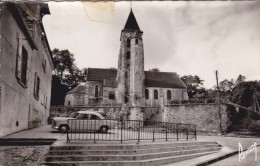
[0,146,49,166]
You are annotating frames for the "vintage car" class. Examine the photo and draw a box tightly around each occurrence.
[51,111,117,133]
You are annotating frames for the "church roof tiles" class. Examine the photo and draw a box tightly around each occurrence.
[85,68,186,89]
[67,83,86,95]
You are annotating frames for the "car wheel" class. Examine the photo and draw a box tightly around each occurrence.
[100,126,108,133]
[59,125,69,133]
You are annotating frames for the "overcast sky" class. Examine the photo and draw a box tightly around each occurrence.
[43,1,260,89]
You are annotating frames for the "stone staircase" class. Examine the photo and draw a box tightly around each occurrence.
[43,141,222,166]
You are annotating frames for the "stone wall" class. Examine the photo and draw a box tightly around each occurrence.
[163,104,229,133]
[143,107,163,122]
[0,4,52,137]
[145,88,188,107]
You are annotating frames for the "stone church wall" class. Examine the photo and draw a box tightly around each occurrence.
[163,104,229,133]
[145,88,188,107]
[86,81,102,105]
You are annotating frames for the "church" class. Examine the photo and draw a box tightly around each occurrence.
[64,10,188,108]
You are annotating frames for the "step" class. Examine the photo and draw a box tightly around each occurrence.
[50,141,218,151]
[45,147,222,162]
[43,151,218,166]
[48,144,220,156]
[0,138,56,146]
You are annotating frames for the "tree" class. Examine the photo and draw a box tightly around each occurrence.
[52,48,75,80]
[219,79,235,93]
[51,48,88,105]
[231,81,260,108]
[180,75,206,99]
[235,74,246,85]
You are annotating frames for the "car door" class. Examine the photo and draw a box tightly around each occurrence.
[69,113,88,132]
[88,114,102,131]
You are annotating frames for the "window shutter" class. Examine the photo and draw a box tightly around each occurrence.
[16,39,23,80]
[26,68,29,86]
[34,72,37,97]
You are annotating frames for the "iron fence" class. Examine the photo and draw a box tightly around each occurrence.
[66,119,196,143]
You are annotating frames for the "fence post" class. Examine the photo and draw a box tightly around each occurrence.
[195,125,197,140]
[67,121,70,143]
[186,126,189,140]
[165,125,168,141]
[120,118,123,143]
[152,122,155,142]
[138,121,141,143]
[94,120,96,143]
[176,123,179,141]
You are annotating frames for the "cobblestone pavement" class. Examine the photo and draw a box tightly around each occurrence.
[0,146,49,166]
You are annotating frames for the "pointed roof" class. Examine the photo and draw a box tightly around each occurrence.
[124,10,140,31]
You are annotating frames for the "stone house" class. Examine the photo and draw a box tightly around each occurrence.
[0,2,53,137]
[64,10,188,109]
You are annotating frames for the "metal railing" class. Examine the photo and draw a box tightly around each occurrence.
[66,119,196,143]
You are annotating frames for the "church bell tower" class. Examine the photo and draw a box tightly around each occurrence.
[116,10,145,106]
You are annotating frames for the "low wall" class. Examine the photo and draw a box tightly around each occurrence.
[163,104,229,133]
[50,106,141,120]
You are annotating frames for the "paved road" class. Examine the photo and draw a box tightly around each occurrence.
[210,146,260,166]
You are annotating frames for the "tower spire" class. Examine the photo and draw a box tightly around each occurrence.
[123,9,140,31]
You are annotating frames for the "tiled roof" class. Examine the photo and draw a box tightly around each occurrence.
[66,83,86,94]
[87,68,117,81]
[86,68,186,89]
[144,71,187,89]
[124,10,140,31]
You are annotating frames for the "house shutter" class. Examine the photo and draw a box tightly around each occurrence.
[33,72,37,97]
[26,68,29,86]
[16,39,23,80]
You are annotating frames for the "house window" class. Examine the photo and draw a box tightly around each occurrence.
[109,91,115,100]
[135,39,138,44]
[127,39,130,48]
[145,89,149,99]
[94,85,99,98]
[16,41,29,87]
[167,90,172,100]
[126,51,130,59]
[154,90,158,100]
[33,73,40,100]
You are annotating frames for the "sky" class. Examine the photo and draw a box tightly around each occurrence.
[43,1,260,89]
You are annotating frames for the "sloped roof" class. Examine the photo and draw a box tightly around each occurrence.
[144,71,187,89]
[67,83,86,94]
[85,68,186,89]
[124,10,140,31]
[87,68,117,81]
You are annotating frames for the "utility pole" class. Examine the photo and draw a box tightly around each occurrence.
[215,70,222,133]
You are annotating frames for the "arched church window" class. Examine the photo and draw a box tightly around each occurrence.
[94,85,99,98]
[135,39,138,44]
[109,91,115,100]
[167,90,171,100]
[145,89,149,99]
[127,39,130,48]
[126,51,130,59]
[154,90,158,100]
[68,100,71,106]
[124,97,128,103]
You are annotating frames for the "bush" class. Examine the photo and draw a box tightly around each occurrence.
[248,120,260,132]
